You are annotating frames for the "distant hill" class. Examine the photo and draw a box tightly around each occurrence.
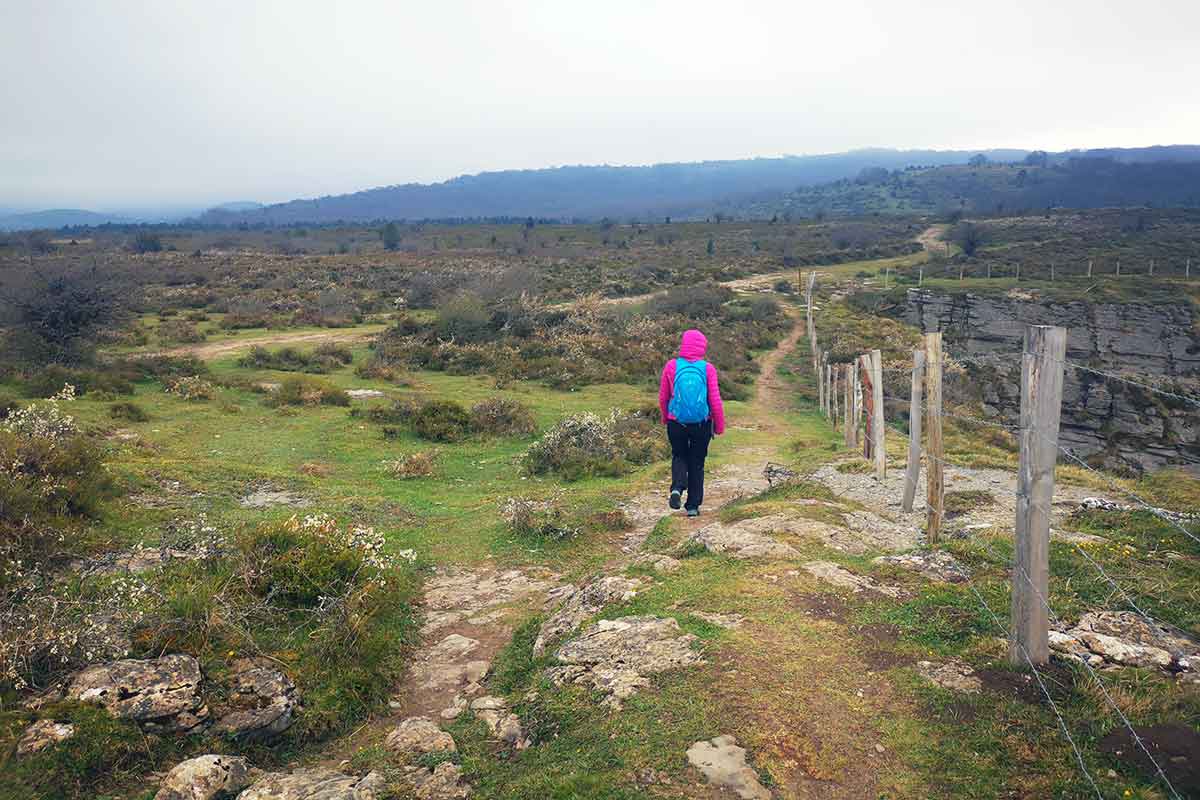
[729,146,1200,219]
[0,208,134,231]
[206,201,264,213]
[195,148,1029,225]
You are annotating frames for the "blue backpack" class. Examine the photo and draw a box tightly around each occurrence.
[669,358,710,423]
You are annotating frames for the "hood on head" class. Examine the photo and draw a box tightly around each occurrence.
[679,329,708,360]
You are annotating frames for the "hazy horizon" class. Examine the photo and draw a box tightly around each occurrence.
[4,0,1199,210]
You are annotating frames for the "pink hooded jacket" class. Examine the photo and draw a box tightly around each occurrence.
[658,329,725,434]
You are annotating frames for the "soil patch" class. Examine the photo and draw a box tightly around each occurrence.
[852,622,910,670]
[791,592,852,624]
[1099,723,1200,795]
[977,662,1074,705]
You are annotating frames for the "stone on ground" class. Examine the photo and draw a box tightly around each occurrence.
[633,553,682,573]
[533,575,641,657]
[1050,611,1197,672]
[688,517,802,559]
[548,616,702,709]
[403,762,470,800]
[469,695,530,749]
[916,660,982,693]
[421,567,558,635]
[802,561,902,598]
[386,716,457,758]
[874,550,970,583]
[694,611,745,628]
[238,768,385,799]
[67,654,208,733]
[345,389,386,399]
[213,658,296,741]
[238,488,310,509]
[16,719,75,755]
[154,754,249,800]
[685,734,772,800]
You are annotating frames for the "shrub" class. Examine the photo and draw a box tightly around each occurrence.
[22,365,134,398]
[501,496,579,541]
[470,397,536,437]
[156,319,205,344]
[267,376,350,407]
[117,355,208,381]
[237,345,351,374]
[434,294,493,343]
[410,400,472,442]
[522,409,667,481]
[108,401,149,422]
[383,451,437,479]
[773,279,795,294]
[163,375,215,401]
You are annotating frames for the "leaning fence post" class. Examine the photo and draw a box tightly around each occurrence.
[1010,325,1067,667]
[924,332,944,544]
[901,348,925,512]
[871,349,885,480]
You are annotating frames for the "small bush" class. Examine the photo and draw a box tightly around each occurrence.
[156,319,205,344]
[22,365,134,398]
[773,279,795,294]
[502,496,579,541]
[108,401,149,422]
[118,355,208,381]
[383,451,437,479]
[470,397,536,437]
[267,376,350,407]
[434,294,494,343]
[522,409,667,481]
[163,375,215,401]
[411,400,472,442]
[237,344,351,374]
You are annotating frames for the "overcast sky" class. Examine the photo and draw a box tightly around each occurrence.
[3,0,1198,210]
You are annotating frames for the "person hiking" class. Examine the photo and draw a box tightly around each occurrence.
[659,328,725,516]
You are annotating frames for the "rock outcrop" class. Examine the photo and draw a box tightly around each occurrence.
[385,716,457,758]
[874,550,970,583]
[67,654,208,733]
[468,695,529,749]
[900,288,1200,474]
[548,616,702,709]
[238,768,385,800]
[686,735,772,800]
[688,517,803,559]
[213,658,296,741]
[1050,611,1198,672]
[802,561,902,597]
[16,719,75,755]
[533,576,640,657]
[155,754,250,800]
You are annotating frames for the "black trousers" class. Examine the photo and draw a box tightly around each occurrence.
[667,419,713,510]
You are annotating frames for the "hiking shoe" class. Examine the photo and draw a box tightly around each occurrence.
[686,508,700,517]
[669,489,682,510]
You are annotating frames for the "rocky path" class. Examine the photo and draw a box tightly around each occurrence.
[141,327,381,360]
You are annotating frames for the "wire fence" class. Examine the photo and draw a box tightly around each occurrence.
[800,269,1200,797]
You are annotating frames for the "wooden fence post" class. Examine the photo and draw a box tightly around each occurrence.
[859,354,873,460]
[1015,262,1020,282]
[1087,259,1093,278]
[1116,259,1121,277]
[1187,258,1191,278]
[918,266,924,286]
[1010,325,1067,667]
[901,348,925,512]
[924,332,944,544]
[853,364,863,451]
[987,262,992,279]
[825,359,833,420]
[843,364,855,449]
[831,366,839,430]
[1050,262,1055,282]
[1149,259,1155,276]
[817,349,826,415]
[871,349,885,480]
[806,272,819,377]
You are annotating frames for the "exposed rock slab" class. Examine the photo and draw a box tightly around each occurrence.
[155,754,249,800]
[402,762,470,800]
[685,734,772,800]
[67,654,208,733]
[1051,611,1198,672]
[16,719,75,755]
[412,634,490,693]
[916,660,982,693]
[802,561,902,598]
[633,553,681,574]
[238,768,385,799]
[345,389,386,399]
[213,658,296,741]
[421,567,558,635]
[548,616,702,709]
[385,716,457,758]
[689,517,802,559]
[874,550,970,583]
[469,695,530,749]
[533,576,640,657]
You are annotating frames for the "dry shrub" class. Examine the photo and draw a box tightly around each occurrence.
[522,409,667,481]
[299,461,333,478]
[383,451,437,479]
[501,495,579,541]
[266,376,350,407]
[164,375,215,401]
[587,509,633,531]
[470,397,536,437]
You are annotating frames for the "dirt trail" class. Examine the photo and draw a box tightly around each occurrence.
[141,328,379,360]
[916,223,950,254]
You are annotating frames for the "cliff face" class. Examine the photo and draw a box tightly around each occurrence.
[899,289,1200,474]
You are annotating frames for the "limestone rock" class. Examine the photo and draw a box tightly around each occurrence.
[685,734,771,800]
[237,768,385,799]
[67,654,208,733]
[874,550,970,583]
[688,518,802,560]
[916,660,982,693]
[155,754,250,800]
[403,762,470,800]
[469,696,529,749]
[385,717,456,758]
[16,719,75,755]
[213,658,296,741]
[1050,611,1199,672]
[238,488,309,509]
[420,568,558,635]
[549,616,702,709]
[802,561,902,598]
[533,575,640,657]
[633,553,681,574]
[345,389,385,399]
